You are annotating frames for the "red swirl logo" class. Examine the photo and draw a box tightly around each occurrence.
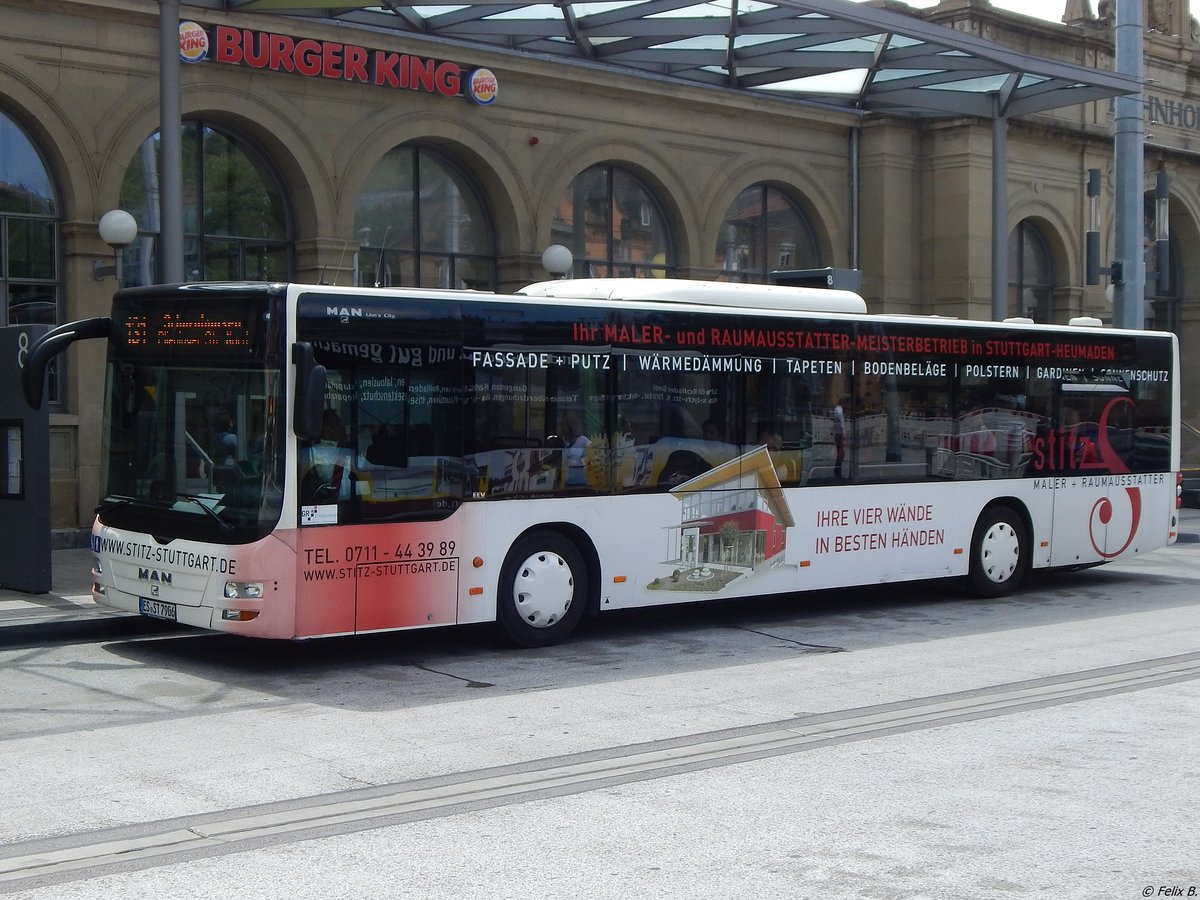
[1087,396,1142,557]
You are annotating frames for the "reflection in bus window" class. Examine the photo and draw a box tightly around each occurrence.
[854,373,952,485]
[610,356,740,490]
[464,306,605,496]
[935,367,1045,481]
[299,298,466,523]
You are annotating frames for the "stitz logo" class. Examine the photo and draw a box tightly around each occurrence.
[137,568,173,585]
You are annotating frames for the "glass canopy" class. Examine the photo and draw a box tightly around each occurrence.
[206,0,1138,118]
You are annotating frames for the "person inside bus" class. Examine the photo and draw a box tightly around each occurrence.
[832,399,846,478]
[560,415,591,486]
[757,426,783,452]
[301,409,356,505]
[213,414,238,467]
[210,413,240,490]
[617,414,635,444]
[366,424,407,467]
[1061,405,1097,466]
[702,419,724,442]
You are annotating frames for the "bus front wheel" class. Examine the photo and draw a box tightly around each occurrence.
[967,505,1028,598]
[497,531,587,647]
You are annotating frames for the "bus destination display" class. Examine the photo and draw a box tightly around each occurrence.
[121,310,257,353]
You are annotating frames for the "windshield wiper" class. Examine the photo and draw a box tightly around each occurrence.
[174,493,236,535]
[97,492,236,535]
[95,494,138,515]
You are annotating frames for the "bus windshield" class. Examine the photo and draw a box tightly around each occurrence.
[98,290,286,544]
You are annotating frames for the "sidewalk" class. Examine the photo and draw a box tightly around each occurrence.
[0,547,162,646]
[3,507,1198,645]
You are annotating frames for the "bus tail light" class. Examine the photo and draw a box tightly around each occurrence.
[1177,472,1184,509]
[221,609,261,621]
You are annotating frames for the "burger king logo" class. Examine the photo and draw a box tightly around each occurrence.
[179,22,210,64]
[467,68,498,105]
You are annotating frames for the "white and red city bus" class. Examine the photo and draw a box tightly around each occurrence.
[24,278,1182,645]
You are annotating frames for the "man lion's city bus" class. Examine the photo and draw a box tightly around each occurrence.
[23,278,1181,646]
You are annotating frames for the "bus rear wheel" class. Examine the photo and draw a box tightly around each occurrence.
[497,531,587,647]
[967,505,1028,598]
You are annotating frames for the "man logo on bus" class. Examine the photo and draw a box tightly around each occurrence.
[138,567,173,585]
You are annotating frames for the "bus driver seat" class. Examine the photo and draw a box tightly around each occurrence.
[301,410,356,505]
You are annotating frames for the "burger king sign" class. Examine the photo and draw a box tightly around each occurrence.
[179,21,209,64]
[467,68,498,105]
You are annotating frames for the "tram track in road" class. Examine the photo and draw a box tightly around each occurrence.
[3,649,1200,893]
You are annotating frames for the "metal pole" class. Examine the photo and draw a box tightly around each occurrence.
[159,0,184,284]
[1112,0,1144,329]
[849,124,860,272]
[992,111,1008,321]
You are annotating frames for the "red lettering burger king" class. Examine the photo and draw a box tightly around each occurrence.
[206,24,486,100]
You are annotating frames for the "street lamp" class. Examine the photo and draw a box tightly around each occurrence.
[541,243,573,279]
[93,210,138,281]
[1153,171,1170,295]
[1085,169,1122,288]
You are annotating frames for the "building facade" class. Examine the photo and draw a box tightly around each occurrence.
[2,0,1199,533]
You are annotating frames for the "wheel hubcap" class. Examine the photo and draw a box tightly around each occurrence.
[980,521,1020,584]
[512,551,574,628]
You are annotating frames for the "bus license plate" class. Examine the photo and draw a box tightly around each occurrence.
[139,598,177,622]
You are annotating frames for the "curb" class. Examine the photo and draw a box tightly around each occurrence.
[0,615,178,650]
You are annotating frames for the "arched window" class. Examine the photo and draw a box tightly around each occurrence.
[120,121,291,285]
[354,146,495,290]
[551,165,672,278]
[1,110,58,325]
[1007,219,1054,321]
[716,184,818,282]
[1,110,59,400]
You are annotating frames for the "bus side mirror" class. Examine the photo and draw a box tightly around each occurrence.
[22,317,113,409]
[292,342,326,442]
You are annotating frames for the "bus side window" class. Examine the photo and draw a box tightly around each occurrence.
[299,408,357,507]
[855,372,952,485]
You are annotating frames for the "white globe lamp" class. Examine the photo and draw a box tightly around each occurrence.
[541,243,573,279]
[94,209,138,281]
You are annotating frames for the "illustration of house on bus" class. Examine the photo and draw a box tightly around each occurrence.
[650,445,796,594]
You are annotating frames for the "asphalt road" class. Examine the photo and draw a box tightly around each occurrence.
[1,538,1198,899]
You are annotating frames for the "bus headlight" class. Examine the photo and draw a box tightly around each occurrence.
[224,581,264,599]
